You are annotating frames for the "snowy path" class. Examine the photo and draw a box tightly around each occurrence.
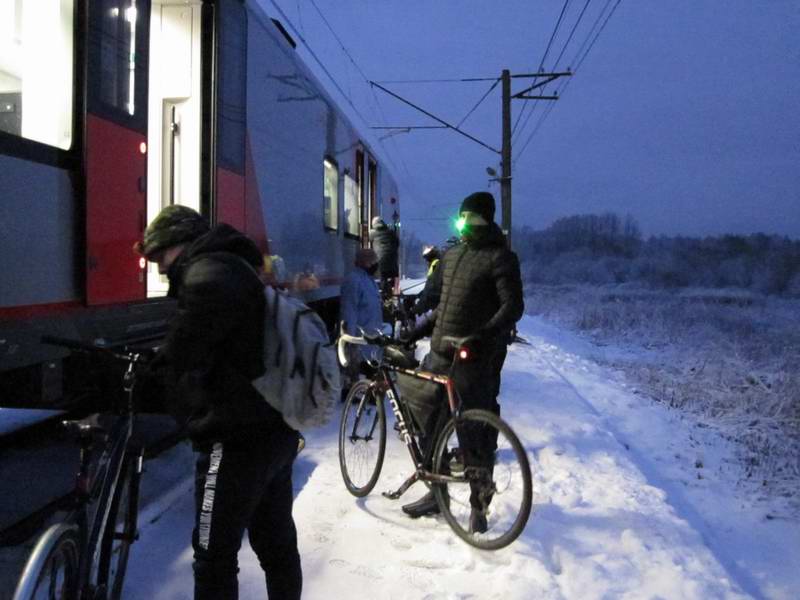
[125,316,798,599]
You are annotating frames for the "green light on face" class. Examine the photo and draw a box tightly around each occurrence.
[455,216,466,233]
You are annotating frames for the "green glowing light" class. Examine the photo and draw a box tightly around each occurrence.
[455,216,466,233]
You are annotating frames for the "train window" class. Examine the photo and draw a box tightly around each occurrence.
[344,173,359,238]
[0,0,74,149]
[323,158,339,231]
[87,1,148,132]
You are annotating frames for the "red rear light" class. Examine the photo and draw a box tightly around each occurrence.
[139,257,146,269]
[139,142,147,154]
[458,347,470,361]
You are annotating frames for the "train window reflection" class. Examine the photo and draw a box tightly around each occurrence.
[0,0,74,149]
[323,158,339,231]
[97,0,139,116]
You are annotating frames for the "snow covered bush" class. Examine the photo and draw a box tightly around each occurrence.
[525,284,800,511]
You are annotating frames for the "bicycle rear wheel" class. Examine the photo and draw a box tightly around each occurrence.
[432,409,532,550]
[96,454,140,599]
[339,380,387,497]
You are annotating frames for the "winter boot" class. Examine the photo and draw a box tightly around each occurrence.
[469,508,488,534]
[401,491,439,518]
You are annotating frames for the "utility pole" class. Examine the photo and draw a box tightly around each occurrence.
[500,69,571,249]
[370,69,571,250]
[501,69,512,247]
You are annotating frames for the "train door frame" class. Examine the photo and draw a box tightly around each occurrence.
[145,0,207,296]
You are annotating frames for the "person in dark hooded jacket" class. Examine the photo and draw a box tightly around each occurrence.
[400,192,524,533]
[136,205,302,600]
[369,216,400,296]
[413,245,443,315]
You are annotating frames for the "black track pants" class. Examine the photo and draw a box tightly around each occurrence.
[192,428,302,600]
[428,347,506,507]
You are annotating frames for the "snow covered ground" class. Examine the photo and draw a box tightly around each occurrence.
[125,315,799,599]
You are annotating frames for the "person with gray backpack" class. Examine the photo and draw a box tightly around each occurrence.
[136,205,302,600]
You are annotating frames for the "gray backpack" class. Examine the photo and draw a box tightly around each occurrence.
[252,286,340,431]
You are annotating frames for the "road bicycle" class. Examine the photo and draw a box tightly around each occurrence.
[12,337,147,600]
[337,331,532,550]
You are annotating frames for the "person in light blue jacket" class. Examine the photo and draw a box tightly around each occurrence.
[340,248,383,392]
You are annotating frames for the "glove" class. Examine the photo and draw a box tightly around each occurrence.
[399,327,421,347]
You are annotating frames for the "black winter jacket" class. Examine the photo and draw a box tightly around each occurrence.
[429,224,524,356]
[148,224,287,446]
[369,223,399,278]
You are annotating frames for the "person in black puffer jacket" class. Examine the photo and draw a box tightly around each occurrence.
[400,192,524,533]
[369,216,400,297]
[136,205,302,600]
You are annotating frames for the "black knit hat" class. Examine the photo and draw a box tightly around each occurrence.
[137,205,209,258]
[460,191,495,223]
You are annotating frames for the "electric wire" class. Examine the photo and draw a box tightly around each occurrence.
[553,0,593,70]
[512,0,615,153]
[268,0,412,192]
[372,77,501,84]
[457,79,500,128]
[307,0,418,197]
[511,0,572,139]
[511,0,595,148]
[569,0,615,72]
[513,0,623,167]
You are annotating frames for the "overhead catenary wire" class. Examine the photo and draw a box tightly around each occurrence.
[372,77,501,84]
[305,0,418,192]
[511,0,572,139]
[511,0,596,148]
[457,79,500,128]
[513,0,623,168]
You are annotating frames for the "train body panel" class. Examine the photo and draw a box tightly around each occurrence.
[0,155,80,309]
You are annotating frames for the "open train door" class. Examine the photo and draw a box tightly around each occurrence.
[85,1,150,305]
[145,0,209,296]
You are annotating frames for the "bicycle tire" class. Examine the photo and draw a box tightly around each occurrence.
[432,409,532,551]
[96,456,139,600]
[13,524,80,600]
[339,379,387,497]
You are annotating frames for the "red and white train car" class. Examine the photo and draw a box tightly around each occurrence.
[0,0,399,408]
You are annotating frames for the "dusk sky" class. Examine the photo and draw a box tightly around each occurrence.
[265,1,800,245]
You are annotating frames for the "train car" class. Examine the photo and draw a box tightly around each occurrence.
[0,0,400,410]
[0,0,400,573]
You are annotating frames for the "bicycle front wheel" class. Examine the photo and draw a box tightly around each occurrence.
[97,454,140,599]
[13,524,80,600]
[432,409,532,551]
[339,379,387,497]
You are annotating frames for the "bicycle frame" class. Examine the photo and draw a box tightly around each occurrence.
[80,409,135,589]
[13,339,145,600]
[368,359,462,500]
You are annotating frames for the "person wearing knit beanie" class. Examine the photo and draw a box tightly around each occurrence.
[136,204,210,259]
[459,191,496,223]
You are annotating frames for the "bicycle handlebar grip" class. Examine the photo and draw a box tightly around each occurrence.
[337,335,350,368]
[337,332,370,368]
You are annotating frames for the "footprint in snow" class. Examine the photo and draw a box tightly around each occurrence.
[390,537,413,551]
